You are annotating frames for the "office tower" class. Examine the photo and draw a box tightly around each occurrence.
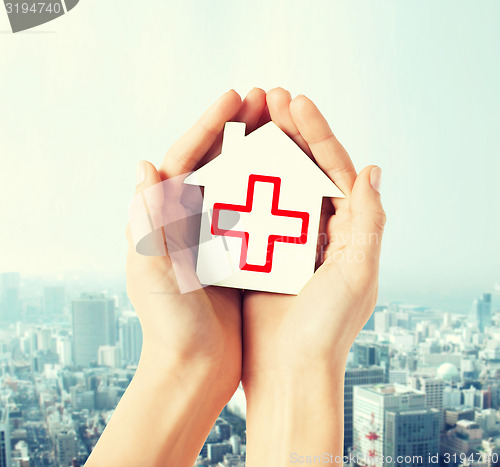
[56,429,77,467]
[0,408,11,467]
[71,385,95,411]
[207,443,232,463]
[441,420,484,458]
[384,408,440,465]
[72,293,115,367]
[43,286,66,317]
[229,434,241,455]
[410,376,444,428]
[0,272,21,323]
[352,343,390,382]
[444,407,474,429]
[461,358,479,380]
[35,327,53,352]
[389,370,409,385]
[443,387,462,409]
[119,314,143,365]
[374,309,393,333]
[97,345,121,368]
[57,336,73,367]
[353,384,427,466]
[344,366,385,454]
[469,293,492,332]
[215,419,232,440]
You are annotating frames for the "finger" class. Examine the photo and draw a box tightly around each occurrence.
[199,88,267,167]
[266,87,311,155]
[235,87,267,134]
[349,165,386,261]
[159,90,242,179]
[256,103,271,128]
[127,160,167,258]
[289,95,357,204]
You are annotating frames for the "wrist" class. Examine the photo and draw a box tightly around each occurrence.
[244,363,346,466]
[137,340,239,407]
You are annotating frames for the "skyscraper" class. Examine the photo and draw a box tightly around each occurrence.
[119,313,143,365]
[469,293,492,332]
[409,376,444,430]
[0,272,20,323]
[353,384,428,466]
[344,366,385,454]
[43,286,66,317]
[72,294,115,367]
[384,408,440,466]
[56,429,77,467]
[0,408,11,467]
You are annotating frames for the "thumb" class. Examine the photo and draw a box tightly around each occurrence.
[349,165,386,258]
[127,160,166,256]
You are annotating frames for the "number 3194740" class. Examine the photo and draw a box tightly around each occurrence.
[5,2,62,14]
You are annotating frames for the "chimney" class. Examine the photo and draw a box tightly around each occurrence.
[221,122,246,154]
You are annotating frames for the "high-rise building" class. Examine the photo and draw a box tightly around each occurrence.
[469,293,492,332]
[43,286,66,317]
[56,429,77,467]
[410,376,444,430]
[384,408,440,466]
[119,314,142,365]
[0,408,11,467]
[353,343,390,372]
[56,336,73,367]
[97,345,121,368]
[353,384,427,466]
[207,443,232,463]
[0,272,21,323]
[35,327,53,352]
[444,407,475,429]
[344,366,385,454]
[71,385,95,411]
[72,294,115,367]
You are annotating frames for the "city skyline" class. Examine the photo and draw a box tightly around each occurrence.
[1,271,500,465]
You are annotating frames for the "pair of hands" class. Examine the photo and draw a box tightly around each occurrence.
[125,87,386,465]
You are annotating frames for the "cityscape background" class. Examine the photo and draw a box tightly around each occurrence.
[0,275,499,466]
[1,0,499,466]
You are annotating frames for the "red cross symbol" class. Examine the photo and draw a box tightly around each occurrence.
[211,174,309,273]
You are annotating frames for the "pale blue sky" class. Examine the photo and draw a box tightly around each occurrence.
[1,1,499,309]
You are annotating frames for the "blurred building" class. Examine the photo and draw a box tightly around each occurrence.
[56,429,77,467]
[353,384,429,465]
[97,345,121,369]
[0,407,11,467]
[119,314,142,366]
[469,293,492,333]
[384,408,440,466]
[0,272,21,323]
[43,286,66,318]
[344,366,384,454]
[72,294,115,367]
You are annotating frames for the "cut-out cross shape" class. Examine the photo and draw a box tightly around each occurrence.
[211,174,309,273]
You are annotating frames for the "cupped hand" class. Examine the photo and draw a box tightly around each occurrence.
[242,88,387,389]
[126,89,268,400]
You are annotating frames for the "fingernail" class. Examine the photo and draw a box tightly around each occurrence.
[370,166,382,193]
[137,161,146,185]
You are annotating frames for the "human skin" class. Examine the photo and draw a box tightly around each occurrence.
[241,88,386,466]
[85,88,385,467]
[85,89,267,467]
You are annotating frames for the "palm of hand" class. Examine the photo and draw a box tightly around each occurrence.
[241,89,385,380]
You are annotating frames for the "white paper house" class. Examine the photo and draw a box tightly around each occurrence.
[184,121,344,294]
